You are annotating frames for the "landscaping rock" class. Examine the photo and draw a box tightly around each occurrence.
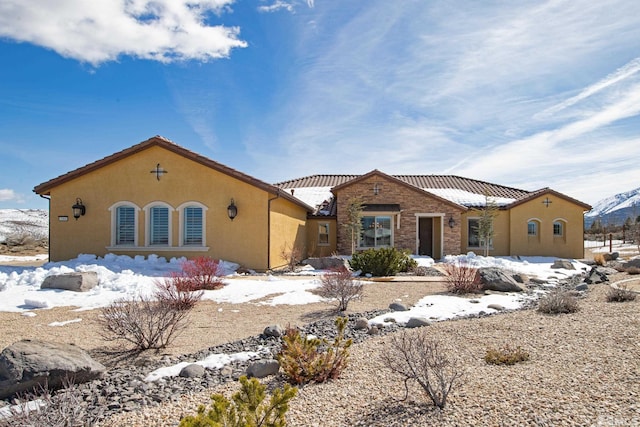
[478,268,526,292]
[389,302,408,311]
[302,257,349,270]
[405,317,431,328]
[0,340,106,399]
[179,364,205,378]
[263,324,284,338]
[354,317,369,330]
[575,284,589,292]
[246,360,279,379]
[41,272,98,292]
[584,267,609,284]
[623,258,640,269]
[603,252,619,262]
[512,273,529,283]
[487,304,505,311]
[551,260,575,270]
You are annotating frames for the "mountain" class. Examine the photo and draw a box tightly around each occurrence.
[585,187,640,228]
[0,209,49,243]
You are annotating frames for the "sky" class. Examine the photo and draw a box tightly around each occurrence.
[1,0,640,210]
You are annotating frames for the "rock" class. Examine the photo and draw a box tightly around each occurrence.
[603,252,619,262]
[354,317,369,330]
[405,317,431,328]
[478,268,526,292]
[179,364,205,378]
[487,304,505,311]
[41,272,98,292]
[584,267,609,284]
[623,258,640,269]
[575,283,589,292]
[246,360,280,379]
[529,278,548,285]
[512,273,529,283]
[0,340,106,399]
[551,260,575,270]
[263,324,284,338]
[301,257,349,270]
[389,302,408,311]
[367,326,380,335]
[220,366,234,377]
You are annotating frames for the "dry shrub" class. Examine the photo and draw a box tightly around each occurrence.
[443,260,481,294]
[155,277,203,311]
[175,256,225,291]
[278,317,352,385]
[593,253,606,266]
[484,344,530,365]
[382,330,464,409]
[317,267,363,311]
[280,242,304,272]
[537,289,579,314]
[606,285,637,302]
[626,266,640,275]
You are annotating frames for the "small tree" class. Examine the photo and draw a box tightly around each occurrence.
[475,191,498,257]
[342,197,363,255]
[317,267,363,311]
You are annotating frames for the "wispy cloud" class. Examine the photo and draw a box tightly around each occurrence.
[257,0,314,13]
[0,189,24,203]
[0,0,247,65]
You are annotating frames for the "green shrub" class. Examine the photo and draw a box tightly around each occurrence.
[278,317,352,385]
[484,345,530,365]
[179,375,297,427]
[349,247,417,277]
[537,290,579,314]
[606,285,637,302]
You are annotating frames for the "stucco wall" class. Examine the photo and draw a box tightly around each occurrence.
[334,175,463,258]
[460,209,511,255]
[268,196,308,269]
[306,218,337,257]
[47,145,282,270]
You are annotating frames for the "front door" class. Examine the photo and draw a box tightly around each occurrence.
[418,217,433,256]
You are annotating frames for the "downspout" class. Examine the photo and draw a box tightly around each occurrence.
[267,189,281,271]
[39,194,51,262]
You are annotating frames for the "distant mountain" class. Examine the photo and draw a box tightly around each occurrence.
[0,209,49,243]
[585,187,640,228]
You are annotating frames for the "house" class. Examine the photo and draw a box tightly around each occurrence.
[34,136,591,269]
[275,170,591,260]
[33,136,312,270]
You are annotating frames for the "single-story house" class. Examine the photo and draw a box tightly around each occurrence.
[34,136,591,269]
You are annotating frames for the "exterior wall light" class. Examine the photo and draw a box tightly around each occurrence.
[227,198,238,221]
[448,216,455,228]
[72,198,86,220]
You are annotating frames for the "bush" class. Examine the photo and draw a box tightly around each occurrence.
[606,285,637,302]
[155,276,204,311]
[278,317,352,385]
[349,247,417,277]
[537,290,579,314]
[593,253,606,266]
[317,267,363,311]
[443,260,481,294]
[382,330,464,409]
[179,375,297,427]
[176,257,225,291]
[484,345,530,365]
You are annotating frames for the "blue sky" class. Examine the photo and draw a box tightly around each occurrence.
[1,0,640,210]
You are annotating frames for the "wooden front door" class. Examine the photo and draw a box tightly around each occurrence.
[418,217,433,256]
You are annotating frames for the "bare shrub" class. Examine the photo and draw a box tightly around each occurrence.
[317,267,363,311]
[280,242,304,272]
[382,330,464,409]
[176,257,225,291]
[606,285,637,302]
[155,277,203,311]
[99,293,190,351]
[278,317,352,385]
[484,344,530,365]
[593,253,606,266]
[443,260,481,294]
[0,378,102,427]
[537,290,579,314]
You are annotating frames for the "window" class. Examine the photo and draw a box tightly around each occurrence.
[116,206,136,245]
[149,206,169,245]
[183,206,203,245]
[360,216,392,248]
[528,221,538,236]
[318,223,329,246]
[553,221,564,237]
[467,218,492,248]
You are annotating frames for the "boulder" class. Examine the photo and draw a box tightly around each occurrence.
[41,272,98,292]
[478,268,526,292]
[179,364,205,378]
[551,260,575,270]
[263,324,284,338]
[487,304,505,311]
[575,283,589,292]
[584,267,609,284]
[246,360,280,379]
[353,317,369,330]
[302,257,349,270]
[512,273,529,284]
[623,258,640,269]
[405,317,430,328]
[603,252,619,262]
[389,302,408,312]
[0,340,106,399]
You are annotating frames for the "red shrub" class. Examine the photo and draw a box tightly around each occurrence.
[176,257,225,291]
[443,260,481,294]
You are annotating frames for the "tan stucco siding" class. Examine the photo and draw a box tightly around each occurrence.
[509,195,585,259]
[460,210,510,255]
[306,218,337,257]
[47,146,271,270]
[268,197,308,269]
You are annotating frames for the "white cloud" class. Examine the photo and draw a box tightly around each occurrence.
[0,189,24,203]
[0,0,247,65]
[258,1,294,13]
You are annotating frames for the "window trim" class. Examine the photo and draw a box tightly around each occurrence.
[527,219,539,236]
[108,202,140,247]
[143,202,173,247]
[553,218,567,238]
[358,214,394,249]
[317,222,330,246]
[177,202,208,248]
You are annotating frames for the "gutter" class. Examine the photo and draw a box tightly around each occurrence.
[266,189,281,271]
[38,194,51,262]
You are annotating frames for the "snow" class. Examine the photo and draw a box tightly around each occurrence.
[0,209,48,243]
[423,188,516,207]
[585,186,640,217]
[284,186,333,210]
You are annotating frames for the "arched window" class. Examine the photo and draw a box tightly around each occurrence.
[109,202,140,246]
[553,219,567,238]
[144,202,173,246]
[178,202,208,247]
[527,219,540,236]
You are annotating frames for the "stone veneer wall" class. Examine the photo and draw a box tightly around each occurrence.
[334,175,463,258]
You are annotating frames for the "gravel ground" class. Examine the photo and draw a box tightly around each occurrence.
[101,278,640,427]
